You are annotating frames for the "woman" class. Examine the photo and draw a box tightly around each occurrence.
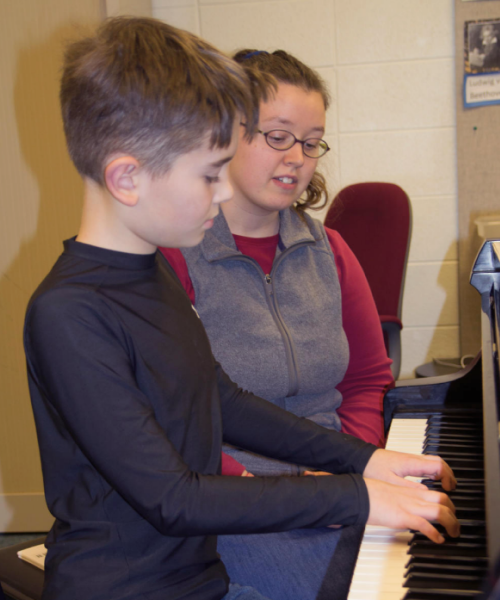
[161,49,393,598]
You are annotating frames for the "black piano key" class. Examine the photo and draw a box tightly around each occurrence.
[426,428,482,435]
[456,508,486,520]
[403,591,482,599]
[424,448,483,458]
[424,442,483,452]
[426,429,482,437]
[417,522,487,539]
[424,438,483,447]
[423,456,484,469]
[426,419,482,428]
[426,422,482,429]
[427,414,482,423]
[425,448,484,458]
[423,480,485,490]
[411,532,485,544]
[440,469,483,480]
[427,416,482,424]
[405,562,489,576]
[447,491,485,500]
[426,418,483,426]
[444,497,485,508]
[424,424,483,436]
[423,484,485,499]
[406,555,489,569]
[404,572,484,590]
[408,541,487,558]
[425,434,483,443]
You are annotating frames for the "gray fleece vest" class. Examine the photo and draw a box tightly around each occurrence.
[182,209,349,475]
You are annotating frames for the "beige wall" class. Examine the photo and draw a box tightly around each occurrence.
[0,0,102,531]
[154,0,460,379]
[0,0,152,532]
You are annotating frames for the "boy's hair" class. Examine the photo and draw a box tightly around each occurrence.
[233,49,331,215]
[60,17,253,184]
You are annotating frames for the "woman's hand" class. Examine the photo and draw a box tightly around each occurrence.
[363,449,457,491]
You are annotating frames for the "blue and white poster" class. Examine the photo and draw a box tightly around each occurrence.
[464,19,500,107]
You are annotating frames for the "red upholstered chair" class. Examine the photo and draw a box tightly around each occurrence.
[325,182,412,380]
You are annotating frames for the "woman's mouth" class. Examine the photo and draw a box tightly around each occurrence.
[273,176,297,189]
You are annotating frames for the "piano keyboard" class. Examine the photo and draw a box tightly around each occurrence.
[347,414,487,600]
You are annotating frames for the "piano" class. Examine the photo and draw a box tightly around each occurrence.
[343,239,500,600]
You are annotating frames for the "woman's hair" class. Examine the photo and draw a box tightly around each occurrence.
[233,49,331,214]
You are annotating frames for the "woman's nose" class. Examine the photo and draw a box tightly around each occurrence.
[283,141,305,166]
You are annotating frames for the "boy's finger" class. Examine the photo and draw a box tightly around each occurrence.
[406,502,459,542]
[425,503,460,538]
[402,455,457,491]
[430,490,456,514]
[386,475,427,490]
[407,515,445,544]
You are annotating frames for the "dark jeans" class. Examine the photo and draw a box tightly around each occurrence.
[218,527,343,600]
[223,583,272,600]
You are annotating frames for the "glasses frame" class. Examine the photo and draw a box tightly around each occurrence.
[257,128,330,159]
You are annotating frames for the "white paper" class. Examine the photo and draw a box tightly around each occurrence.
[17,543,46,571]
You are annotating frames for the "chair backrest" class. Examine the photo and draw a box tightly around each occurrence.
[325,182,412,378]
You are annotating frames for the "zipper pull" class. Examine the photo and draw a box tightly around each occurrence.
[265,274,272,284]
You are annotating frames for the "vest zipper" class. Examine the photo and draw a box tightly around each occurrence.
[226,242,312,397]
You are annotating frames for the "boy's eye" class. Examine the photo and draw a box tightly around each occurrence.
[205,175,220,184]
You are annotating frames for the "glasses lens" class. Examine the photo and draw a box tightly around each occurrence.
[265,130,295,150]
[303,139,329,158]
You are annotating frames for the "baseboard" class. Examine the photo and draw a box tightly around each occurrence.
[0,494,53,532]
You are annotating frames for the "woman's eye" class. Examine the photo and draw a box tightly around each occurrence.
[269,133,288,144]
[305,139,320,150]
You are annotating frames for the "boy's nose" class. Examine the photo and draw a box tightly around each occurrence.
[214,176,233,204]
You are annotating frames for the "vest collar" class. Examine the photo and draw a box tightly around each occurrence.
[200,209,320,263]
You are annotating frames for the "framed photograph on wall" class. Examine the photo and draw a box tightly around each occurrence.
[464,19,500,107]
[465,19,500,74]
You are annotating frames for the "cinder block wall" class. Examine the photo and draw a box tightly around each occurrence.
[153,0,458,378]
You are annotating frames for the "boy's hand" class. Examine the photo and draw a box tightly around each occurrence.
[241,470,254,477]
[363,449,457,491]
[364,478,460,543]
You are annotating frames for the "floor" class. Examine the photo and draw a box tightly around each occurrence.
[0,533,44,549]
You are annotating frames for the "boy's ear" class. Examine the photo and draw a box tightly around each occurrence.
[104,157,141,207]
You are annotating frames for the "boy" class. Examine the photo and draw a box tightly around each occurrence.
[24,17,459,600]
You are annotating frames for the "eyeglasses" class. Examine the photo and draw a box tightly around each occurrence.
[257,129,330,159]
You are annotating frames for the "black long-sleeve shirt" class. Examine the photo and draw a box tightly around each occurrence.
[24,239,376,600]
